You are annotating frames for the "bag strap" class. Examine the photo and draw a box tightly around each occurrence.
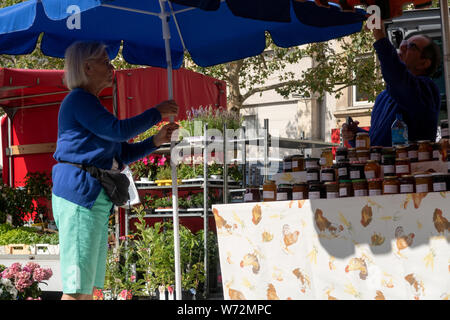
[59,161,101,178]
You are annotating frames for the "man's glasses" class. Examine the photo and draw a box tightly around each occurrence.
[400,40,422,52]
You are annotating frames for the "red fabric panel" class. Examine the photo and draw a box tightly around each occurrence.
[1,116,9,185]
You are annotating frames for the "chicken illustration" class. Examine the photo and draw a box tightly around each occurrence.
[395,226,415,253]
[267,283,280,300]
[240,253,260,274]
[361,204,373,227]
[292,268,311,293]
[252,204,262,225]
[282,224,300,249]
[228,288,246,300]
[433,208,450,234]
[213,208,231,230]
[412,192,427,209]
[375,291,386,300]
[314,209,343,235]
[345,257,368,280]
[404,273,424,300]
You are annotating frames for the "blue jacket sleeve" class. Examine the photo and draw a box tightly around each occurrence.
[373,37,437,117]
[120,136,160,165]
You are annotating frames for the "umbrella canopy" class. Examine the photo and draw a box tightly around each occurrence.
[0,0,366,68]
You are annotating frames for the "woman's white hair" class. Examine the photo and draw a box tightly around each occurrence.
[64,41,107,90]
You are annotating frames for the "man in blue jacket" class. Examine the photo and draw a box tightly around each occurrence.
[342,20,441,147]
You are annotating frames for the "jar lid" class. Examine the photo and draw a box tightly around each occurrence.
[278,184,292,188]
[293,182,307,186]
[395,158,410,161]
[352,179,367,183]
[384,176,398,179]
[339,180,351,183]
[324,181,337,185]
[350,161,365,165]
[305,157,320,161]
[366,159,378,163]
[265,180,276,184]
[367,178,383,182]
[382,147,394,151]
[348,148,356,151]
[414,174,431,178]
[399,175,414,178]
[430,172,449,176]
[383,154,396,158]
[370,146,383,149]
[291,154,304,158]
[356,132,369,136]
[417,140,431,143]
[356,149,369,153]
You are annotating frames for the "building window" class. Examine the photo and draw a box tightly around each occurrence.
[351,55,373,106]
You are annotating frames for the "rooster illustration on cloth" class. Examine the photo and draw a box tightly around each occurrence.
[433,208,450,234]
[395,226,415,256]
[314,208,344,237]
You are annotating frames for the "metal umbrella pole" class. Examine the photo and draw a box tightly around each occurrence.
[159,0,182,300]
[440,0,450,127]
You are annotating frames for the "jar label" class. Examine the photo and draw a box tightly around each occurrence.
[327,192,338,199]
[338,167,347,177]
[339,187,347,197]
[308,191,320,200]
[383,185,398,194]
[350,170,361,179]
[408,150,418,159]
[292,160,298,169]
[263,191,275,199]
[277,192,288,201]
[433,150,440,159]
[369,189,382,196]
[321,172,334,181]
[244,193,254,201]
[442,128,449,138]
[284,162,292,170]
[307,172,319,181]
[365,170,375,179]
[433,182,446,192]
[358,156,369,162]
[319,157,327,165]
[370,153,381,161]
[349,157,358,162]
[336,155,345,162]
[400,184,414,193]
[306,162,319,169]
[416,184,428,193]
[383,165,395,174]
[418,152,430,161]
[396,164,410,174]
[398,152,408,159]
[356,140,366,148]
[292,192,304,200]
[354,189,367,197]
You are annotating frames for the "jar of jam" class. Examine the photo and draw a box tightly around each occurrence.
[381,147,395,163]
[431,173,449,192]
[339,180,353,198]
[364,160,381,179]
[356,132,370,150]
[306,167,320,183]
[283,155,292,173]
[320,167,335,182]
[337,159,350,180]
[382,176,399,194]
[414,174,432,193]
[348,148,358,162]
[441,119,449,139]
[395,145,408,159]
[395,158,411,177]
[325,181,339,199]
[418,140,432,162]
[244,187,261,202]
[277,184,292,201]
[305,158,320,170]
[352,179,368,197]
[320,148,333,167]
[407,143,419,163]
[336,146,348,163]
[291,154,305,172]
[368,178,383,196]
[308,182,324,200]
[431,142,441,161]
[292,183,308,200]
[350,161,366,180]
[399,175,415,194]
[356,149,370,162]
[381,154,396,177]
[370,146,383,162]
[263,180,277,201]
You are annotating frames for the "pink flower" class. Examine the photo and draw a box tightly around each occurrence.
[15,271,32,291]
[142,158,148,165]
[24,262,39,274]
[158,156,167,166]
[149,155,155,164]
[32,268,52,282]
[130,275,136,282]
[9,263,22,274]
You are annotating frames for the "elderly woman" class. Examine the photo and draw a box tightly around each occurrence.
[52,41,179,300]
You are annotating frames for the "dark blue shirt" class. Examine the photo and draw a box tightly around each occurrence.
[52,88,162,208]
[353,38,440,147]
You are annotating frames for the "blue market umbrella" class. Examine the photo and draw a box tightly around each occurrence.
[0,0,366,299]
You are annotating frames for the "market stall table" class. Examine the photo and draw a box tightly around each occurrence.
[212,192,450,300]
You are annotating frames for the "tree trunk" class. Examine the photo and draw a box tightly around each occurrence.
[226,60,244,111]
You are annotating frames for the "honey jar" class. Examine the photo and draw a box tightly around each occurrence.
[339,180,353,198]
[336,146,348,163]
[306,167,320,183]
[337,159,350,180]
[364,160,380,179]
[244,187,261,202]
[291,154,305,172]
[305,158,320,170]
[263,180,277,201]
[355,132,370,150]
[407,143,418,163]
[395,158,411,177]
[431,173,449,192]
[320,148,333,167]
[277,184,292,201]
[414,174,432,193]
[370,146,383,162]
[283,155,292,173]
[356,149,370,162]
[292,183,308,200]
[395,145,408,159]
[381,154,396,176]
[325,181,339,199]
[431,142,441,161]
[352,179,368,197]
[308,182,324,200]
[368,178,383,196]
[418,140,432,162]
[382,176,399,194]
[349,162,366,180]
[441,119,449,139]
[320,167,335,182]
[348,148,358,162]
[399,175,415,194]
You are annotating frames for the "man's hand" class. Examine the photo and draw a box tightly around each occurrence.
[153,123,179,147]
[341,120,360,142]
[155,99,179,118]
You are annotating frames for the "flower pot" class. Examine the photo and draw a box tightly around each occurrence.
[139,177,150,182]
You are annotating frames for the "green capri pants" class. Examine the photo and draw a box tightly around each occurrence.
[52,189,112,294]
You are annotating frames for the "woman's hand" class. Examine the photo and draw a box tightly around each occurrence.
[155,100,179,118]
[153,123,179,147]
